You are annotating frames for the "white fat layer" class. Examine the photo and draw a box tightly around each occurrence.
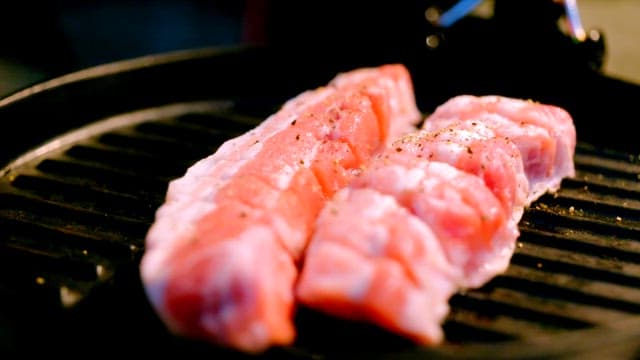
[140,249,169,308]
[434,143,465,165]
[142,228,240,315]
[421,161,460,181]
[358,189,400,219]
[400,288,445,343]
[272,164,296,190]
[147,66,416,260]
[269,213,305,256]
[166,87,334,203]
[403,211,458,284]
[452,128,491,142]
[240,322,269,351]
[462,221,519,289]
[367,165,425,195]
[404,167,428,189]
[147,88,333,254]
[348,265,374,301]
[142,225,277,333]
[427,99,576,208]
[331,66,420,137]
[146,200,217,249]
[299,240,374,302]
[342,188,459,284]
[365,226,388,257]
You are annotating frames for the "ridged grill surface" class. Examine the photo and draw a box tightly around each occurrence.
[1,101,640,352]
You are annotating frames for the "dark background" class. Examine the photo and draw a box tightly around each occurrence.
[0,0,602,98]
[2,1,640,356]
[0,0,633,166]
[0,0,247,98]
[1,0,638,100]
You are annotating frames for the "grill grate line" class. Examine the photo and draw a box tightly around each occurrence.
[442,318,516,343]
[10,174,157,222]
[565,172,640,197]
[93,136,205,165]
[0,193,150,247]
[64,145,194,179]
[575,154,640,181]
[0,191,151,228]
[546,188,640,217]
[445,308,568,341]
[523,206,640,239]
[13,169,152,202]
[576,142,640,163]
[0,241,101,283]
[473,286,634,325]
[37,158,170,196]
[134,121,240,148]
[0,215,138,259]
[518,226,640,265]
[511,244,640,288]
[503,264,640,306]
[174,112,261,131]
[448,293,591,330]
[491,269,640,316]
[97,132,217,161]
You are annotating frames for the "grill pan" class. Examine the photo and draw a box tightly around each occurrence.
[2,43,640,358]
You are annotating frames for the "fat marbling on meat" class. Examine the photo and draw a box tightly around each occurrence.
[140,64,421,353]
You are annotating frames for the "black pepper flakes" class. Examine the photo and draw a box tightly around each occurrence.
[396,147,403,152]
[296,134,300,140]
[291,119,297,126]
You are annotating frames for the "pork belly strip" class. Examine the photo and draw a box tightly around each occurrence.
[424,95,576,203]
[298,95,577,346]
[390,120,529,225]
[140,64,420,352]
[330,64,422,141]
[297,156,517,344]
[297,187,458,344]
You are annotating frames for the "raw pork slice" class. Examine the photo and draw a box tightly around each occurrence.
[389,120,529,224]
[297,158,518,345]
[424,95,576,202]
[297,188,458,345]
[330,64,422,141]
[140,64,420,353]
[297,94,576,347]
[348,159,518,288]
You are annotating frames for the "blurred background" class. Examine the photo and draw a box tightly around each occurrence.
[0,0,638,98]
[1,1,640,354]
[0,0,246,97]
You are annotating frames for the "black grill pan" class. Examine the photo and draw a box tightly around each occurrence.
[2,46,640,358]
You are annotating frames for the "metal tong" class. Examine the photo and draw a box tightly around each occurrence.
[435,0,588,43]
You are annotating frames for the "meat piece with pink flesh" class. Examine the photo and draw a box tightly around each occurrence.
[140,64,420,353]
[424,95,576,203]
